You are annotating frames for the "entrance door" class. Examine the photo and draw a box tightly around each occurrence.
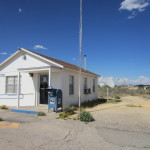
[40,75,48,104]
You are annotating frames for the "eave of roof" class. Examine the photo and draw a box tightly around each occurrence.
[22,48,100,77]
[0,48,100,77]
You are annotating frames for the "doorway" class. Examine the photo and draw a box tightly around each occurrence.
[40,75,48,104]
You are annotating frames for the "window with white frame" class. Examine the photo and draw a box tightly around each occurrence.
[83,78,87,90]
[6,76,18,94]
[93,79,95,92]
[69,75,74,95]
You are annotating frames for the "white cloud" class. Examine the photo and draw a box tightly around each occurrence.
[18,8,22,13]
[72,58,77,61]
[119,0,149,11]
[33,45,47,50]
[128,11,137,19]
[98,77,115,88]
[0,52,7,55]
[119,0,149,19]
[98,76,150,87]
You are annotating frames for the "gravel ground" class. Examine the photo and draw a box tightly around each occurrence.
[0,96,150,150]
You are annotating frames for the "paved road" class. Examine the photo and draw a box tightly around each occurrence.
[0,102,150,150]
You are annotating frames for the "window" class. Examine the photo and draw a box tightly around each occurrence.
[83,78,87,90]
[69,75,74,95]
[93,79,95,92]
[6,76,18,94]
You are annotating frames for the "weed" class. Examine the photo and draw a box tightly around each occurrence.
[127,104,142,107]
[72,117,77,120]
[37,111,46,116]
[0,105,8,110]
[59,112,68,118]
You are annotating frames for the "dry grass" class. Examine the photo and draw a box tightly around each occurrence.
[98,85,150,100]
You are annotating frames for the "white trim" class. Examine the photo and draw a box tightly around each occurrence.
[64,68,99,77]
[0,50,20,68]
[20,48,64,68]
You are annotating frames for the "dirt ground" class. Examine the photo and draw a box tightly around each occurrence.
[0,96,150,150]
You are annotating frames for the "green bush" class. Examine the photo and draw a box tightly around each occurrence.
[37,111,46,116]
[0,118,3,121]
[115,95,120,99]
[78,111,95,122]
[0,105,8,110]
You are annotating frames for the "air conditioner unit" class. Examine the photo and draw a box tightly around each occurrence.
[84,89,89,94]
[88,88,91,94]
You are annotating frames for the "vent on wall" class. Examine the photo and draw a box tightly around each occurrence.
[22,54,26,60]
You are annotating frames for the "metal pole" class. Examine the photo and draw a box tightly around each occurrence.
[78,0,82,111]
[17,72,20,108]
[48,67,51,87]
[107,87,109,102]
[84,55,87,70]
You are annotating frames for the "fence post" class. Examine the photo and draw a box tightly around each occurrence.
[107,88,109,102]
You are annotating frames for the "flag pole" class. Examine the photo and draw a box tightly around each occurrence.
[78,0,82,112]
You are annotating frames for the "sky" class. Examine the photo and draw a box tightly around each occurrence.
[0,0,150,85]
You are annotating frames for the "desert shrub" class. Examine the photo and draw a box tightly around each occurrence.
[58,109,75,119]
[37,111,46,116]
[69,105,78,111]
[59,112,68,118]
[0,105,8,110]
[115,95,120,99]
[72,117,77,120]
[66,109,75,115]
[63,105,69,110]
[78,111,95,122]
[0,118,3,121]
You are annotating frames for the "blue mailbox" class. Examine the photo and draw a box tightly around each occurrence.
[46,87,62,112]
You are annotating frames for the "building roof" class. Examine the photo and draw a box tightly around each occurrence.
[23,49,100,77]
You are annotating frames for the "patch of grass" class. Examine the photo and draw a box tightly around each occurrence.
[37,111,46,116]
[78,111,95,122]
[57,109,76,120]
[0,118,3,121]
[72,117,77,120]
[0,105,8,110]
[127,104,142,107]
[59,112,68,118]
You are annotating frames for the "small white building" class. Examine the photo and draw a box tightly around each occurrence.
[0,48,99,107]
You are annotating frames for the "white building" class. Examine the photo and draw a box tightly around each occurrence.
[0,48,99,107]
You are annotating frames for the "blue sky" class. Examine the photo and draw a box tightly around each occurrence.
[0,0,150,85]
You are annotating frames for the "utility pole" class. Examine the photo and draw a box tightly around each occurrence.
[78,0,82,111]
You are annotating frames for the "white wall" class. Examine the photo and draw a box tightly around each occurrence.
[61,69,98,106]
[0,51,50,107]
[0,51,98,107]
